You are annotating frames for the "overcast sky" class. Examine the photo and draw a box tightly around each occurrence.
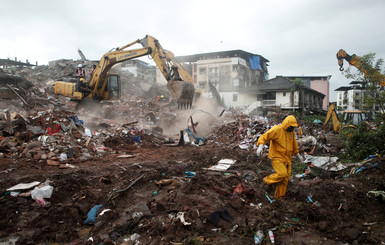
[2,0,385,101]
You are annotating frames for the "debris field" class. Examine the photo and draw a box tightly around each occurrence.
[0,64,384,245]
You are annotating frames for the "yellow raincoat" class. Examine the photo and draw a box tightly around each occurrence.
[257,115,299,199]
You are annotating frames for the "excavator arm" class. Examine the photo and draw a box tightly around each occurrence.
[323,104,341,133]
[89,40,152,99]
[139,35,194,108]
[90,44,146,99]
[89,35,195,107]
[337,49,385,86]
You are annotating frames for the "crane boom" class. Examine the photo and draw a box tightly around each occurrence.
[336,49,385,86]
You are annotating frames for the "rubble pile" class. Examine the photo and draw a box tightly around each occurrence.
[0,106,178,164]
[207,112,341,156]
[1,108,385,244]
[0,71,65,115]
[1,60,169,112]
[0,64,384,244]
[207,113,268,149]
[16,60,101,86]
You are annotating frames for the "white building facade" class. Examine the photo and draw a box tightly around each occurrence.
[174,50,269,108]
[335,82,366,112]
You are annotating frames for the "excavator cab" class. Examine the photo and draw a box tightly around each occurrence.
[343,111,367,128]
[107,74,121,99]
[55,73,121,101]
[96,73,121,100]
[323,105,370,133]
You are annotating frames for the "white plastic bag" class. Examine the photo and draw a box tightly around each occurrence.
[183,132,190,143]
[31,180,53,200]
[84,128,92,137]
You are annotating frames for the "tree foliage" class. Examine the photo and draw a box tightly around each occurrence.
[341,53,385,160]
[340,123,385,161]
[344,53,385,116]
[292,78,304,85]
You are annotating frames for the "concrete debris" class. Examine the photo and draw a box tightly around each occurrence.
[0,59,383,245]
[304,155,346,171]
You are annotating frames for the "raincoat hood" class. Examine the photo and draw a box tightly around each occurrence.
[281,115,298,130]
[257,114,300,163]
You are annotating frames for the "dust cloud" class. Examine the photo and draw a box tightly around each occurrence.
[73,96,227,140]
[161,98,226,137]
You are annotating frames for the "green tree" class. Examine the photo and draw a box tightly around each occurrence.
[343,53,385,118]
[340,52,385,161]
[291,78,304,114]
[340,123,385,161]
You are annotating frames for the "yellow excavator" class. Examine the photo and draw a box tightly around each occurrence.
[323,104,369,133]
[323,49,385,133]
[55,35,195,109]
[323,103,341,133]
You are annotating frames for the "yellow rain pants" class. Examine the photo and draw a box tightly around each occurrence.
[264,159,292,199]
[257,115,299,199]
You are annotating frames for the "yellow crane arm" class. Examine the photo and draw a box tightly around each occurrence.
[337,49,385,86]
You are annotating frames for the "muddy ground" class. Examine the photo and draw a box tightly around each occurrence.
[1,70,385,245]
[1,122,385,244]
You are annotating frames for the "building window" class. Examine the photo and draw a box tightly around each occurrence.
[233,79,239,87]
[233,93,238,102]
[199,68,206,74]
[233,66,238,71]
[263,91,276,100]
[283,92,286,96]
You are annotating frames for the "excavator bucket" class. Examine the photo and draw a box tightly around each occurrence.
[167,80,195,109]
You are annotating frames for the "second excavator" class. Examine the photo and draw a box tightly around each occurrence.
[327,49,385,132]
[55,35,195,109]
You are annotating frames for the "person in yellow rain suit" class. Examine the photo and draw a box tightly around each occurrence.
[256,115,304,199]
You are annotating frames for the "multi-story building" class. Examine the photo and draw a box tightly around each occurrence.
[175,50,269,108]
[153,51,331,114]
[284,76,330,111]
[335,81,366,112]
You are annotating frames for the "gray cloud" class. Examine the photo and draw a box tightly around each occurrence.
[1,0,385,101]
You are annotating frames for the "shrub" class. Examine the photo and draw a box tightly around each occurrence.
[340,123,385,161]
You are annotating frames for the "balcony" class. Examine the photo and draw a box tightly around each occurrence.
[262,100,276,106]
